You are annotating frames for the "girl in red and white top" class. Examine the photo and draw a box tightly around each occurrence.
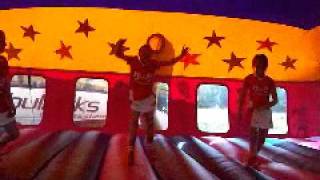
[114,38,188,165]
[0,30,19,146]
[238,54,278,167]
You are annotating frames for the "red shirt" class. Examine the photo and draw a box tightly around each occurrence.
[126,56,160,100]
[244,74,276,108]
[0,76,11,112]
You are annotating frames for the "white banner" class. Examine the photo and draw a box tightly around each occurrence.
[11,87,108,125]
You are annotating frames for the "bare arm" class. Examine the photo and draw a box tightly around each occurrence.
[264,82,278,109]
[255,81,278,110]
[155,46,189,66]
[269,86,278,108]
[111,39,134,63]
[238,82,248,113]
[6,81,16,117]
[115,50,135,64]
[237,77,249,121]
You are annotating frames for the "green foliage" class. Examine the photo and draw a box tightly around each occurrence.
[197,85,228,108]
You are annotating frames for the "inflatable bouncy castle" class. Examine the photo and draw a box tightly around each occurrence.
[0,0,319,179]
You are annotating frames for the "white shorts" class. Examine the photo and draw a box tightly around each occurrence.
[0,111,15,126]
[129,91,156,113]
[251,108,273,129]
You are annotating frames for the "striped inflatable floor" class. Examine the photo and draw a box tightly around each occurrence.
[0,129,319,180]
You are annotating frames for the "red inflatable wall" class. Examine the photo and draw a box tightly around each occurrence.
[10,67,320,138]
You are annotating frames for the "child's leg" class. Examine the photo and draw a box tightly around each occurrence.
[0,127,8,143]
[248,127,258,164]
[128,110,140,148]
[144,111,154,144]
[257,128,268,152]
[142,111,157,163]
[0,121,19,145]
[128,110,140,165]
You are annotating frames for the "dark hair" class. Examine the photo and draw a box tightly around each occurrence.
[252,54,268,70]
[0,30,5,53]
[0,56,8,69]
[147,33,165,52]
[0,30,4,40]
[138,44,152,58]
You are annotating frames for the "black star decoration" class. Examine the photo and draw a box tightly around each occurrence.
[279,56,297,70]
[21,25,40,41]
[75,18,95,38]
[257,38,277,52]
[204,30,225,48]
[222,52,246,72]
[4,43,22,60]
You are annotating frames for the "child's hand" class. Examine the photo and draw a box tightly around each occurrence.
[116,39,127,47]
[7,108,16,118]
[181,46,189,56]
[112,39,129,56]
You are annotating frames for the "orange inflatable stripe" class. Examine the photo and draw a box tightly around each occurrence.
[0,8,319,81]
